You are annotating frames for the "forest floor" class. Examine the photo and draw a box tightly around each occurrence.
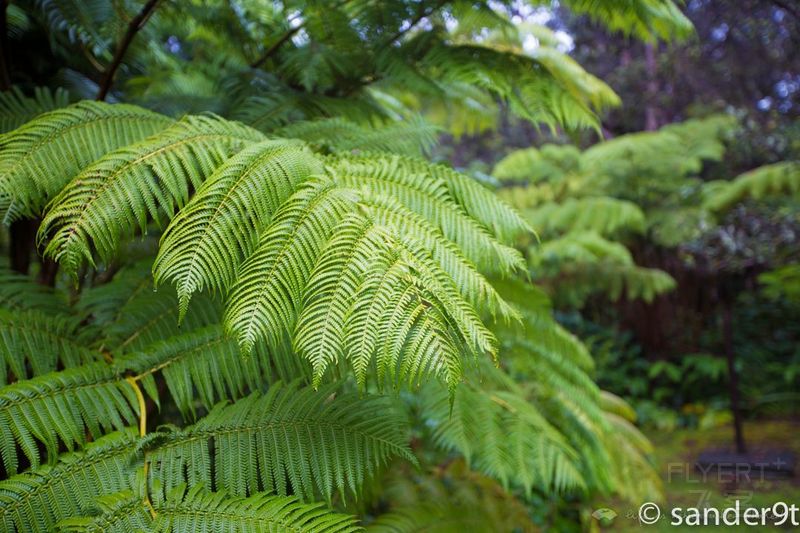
[608,419,800,532]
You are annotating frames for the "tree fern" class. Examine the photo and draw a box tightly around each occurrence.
[0,102,172,222]
[0,429,139,533]
[145,382,414,501]
[0,308,100,385]
[61,485,362,533]
[153,139,323,316]
[38,114,264,275]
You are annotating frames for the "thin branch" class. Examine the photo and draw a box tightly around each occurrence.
[0,0,11,90]
[384,0,447,46]
[250,0,353,69]
[250,25,301,68]
[96,0,160,101]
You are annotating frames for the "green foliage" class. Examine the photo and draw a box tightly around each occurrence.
[0,102,172,223]
[0,2,703,530]
[60,485,362,533]
[704,162,800,212]
[0,87,70,134]
[146,381,414,501]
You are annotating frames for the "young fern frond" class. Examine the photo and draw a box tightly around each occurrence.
[0,101,171,222]
[38,115,264,276]
[0,308,100,385]
[153,139,324,317]
[61,485,362,533]
[145,382,414,502]
[0,429,140,533]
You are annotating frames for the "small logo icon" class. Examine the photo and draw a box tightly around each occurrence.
[592,508,618,525]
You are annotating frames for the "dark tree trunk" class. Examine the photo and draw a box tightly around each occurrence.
[644,43,661,131]
[722,302,747,454]
[9,219,36,274]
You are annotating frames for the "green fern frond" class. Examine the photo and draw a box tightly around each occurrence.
[153,139,323,317]
[0,267,69,315]
[563,0,693,41]
[493,143,583,184]
[704,161,800,212]
[0,101,171,222]
[525,197,646,237]
[38,114,265,277]
[58,491,152,533]
[420,379,585,495]
[146,382,414,501]
[0,308,100,385]
[276,116,438,156]
[61,485,362,533]
[125,325,292,418]
[327,154,527,272]
[0,362,139,474]
[0,429,139,533]
[103,287,222,354]
[0,87,70,134]
[223,178,359,355]
[369,460,536,533]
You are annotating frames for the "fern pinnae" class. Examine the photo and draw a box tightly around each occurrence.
[145,382,414,502]
[328,155,526,273]
[0,429,140,533]
[224,178,359,354]
[154,138,324,317]
[0,101,172,222]
[156,485,362,533]
[0,362,139,474]
[0,308,101,385]
[294,213,389,386]
[37,114,265,277]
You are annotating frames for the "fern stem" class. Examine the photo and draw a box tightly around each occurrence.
[125,376,157,518]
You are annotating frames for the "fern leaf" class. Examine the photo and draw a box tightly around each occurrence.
[0,429,139,533]
[38,114,265,276]
[0,101,171,222]
[525,197,646,237]
[0,308,100,385]
[276,116,438,156]
[146,382,414,501]
[0,267,69,315]
[60,485,362,533]
[223,178,358,354]
[704,161,800,212]
[0,86,70,134]
[420,380,585,495]
[153,139,323,317]
[0,362,139,474]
